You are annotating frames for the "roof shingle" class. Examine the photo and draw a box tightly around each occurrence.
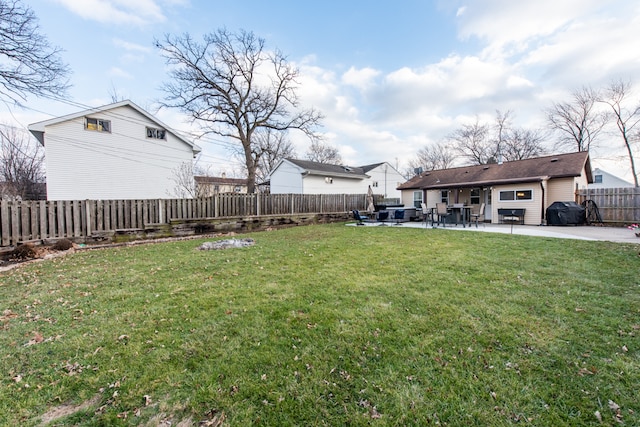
[398,152,591,190]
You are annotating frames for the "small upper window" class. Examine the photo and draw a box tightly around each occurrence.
[146,127,167,140]
[594,174,603,183]
[85,117,110,132]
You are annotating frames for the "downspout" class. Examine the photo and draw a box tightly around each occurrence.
[540,180,546,225]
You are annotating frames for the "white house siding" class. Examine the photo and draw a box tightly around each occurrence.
[43,105,194,200]
[302,175,364,194]
[365,164,404,199]
[269,161,304,194]
[588,168,633,188]
[491,184,542,225]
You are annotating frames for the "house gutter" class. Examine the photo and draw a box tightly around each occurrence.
[419,176,546,190]
[540,179,547,225]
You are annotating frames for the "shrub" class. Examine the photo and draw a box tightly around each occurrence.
[51,238,73,251]
[10,243,37,260]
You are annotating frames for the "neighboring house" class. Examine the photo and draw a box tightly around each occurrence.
[195,174,248,196]
[28,100,201,200]
[588,168,634,188]
[268,158,405,197]
[397,152,592,225]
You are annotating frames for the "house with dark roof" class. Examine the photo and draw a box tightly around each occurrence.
[397,152,593,225]
[268,158,405,197]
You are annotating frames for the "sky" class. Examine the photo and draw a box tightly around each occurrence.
[4,0,640,182]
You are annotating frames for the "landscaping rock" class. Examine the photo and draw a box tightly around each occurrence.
[197,238,256,250]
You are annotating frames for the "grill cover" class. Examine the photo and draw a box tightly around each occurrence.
[546,201,585,225]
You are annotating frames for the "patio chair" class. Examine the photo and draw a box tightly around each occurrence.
[421,203,432,227]
[376,210,389,225]
[392,209,405,225]
[470,203,485,228]
[436,202,451,227]
[352,209,369,225]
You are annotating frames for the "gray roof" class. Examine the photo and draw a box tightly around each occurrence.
[285,158,370,179]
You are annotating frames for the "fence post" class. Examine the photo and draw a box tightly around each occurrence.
[39,200,47,240]
[85,200,92,237]
[1,200,9,246]
[158,199,164,224]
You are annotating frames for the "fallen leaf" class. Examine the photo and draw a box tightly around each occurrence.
[621,345,628,352]
[594,410,602,423]
[24,331,44,346]
[609,400,620,412]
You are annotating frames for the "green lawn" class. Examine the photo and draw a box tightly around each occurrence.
[1,224,638,426]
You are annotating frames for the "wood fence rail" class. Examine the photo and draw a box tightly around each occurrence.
[576,187,640,224]
[1,193,367,247]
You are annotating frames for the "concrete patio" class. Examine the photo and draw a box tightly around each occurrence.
[347,219,640,244]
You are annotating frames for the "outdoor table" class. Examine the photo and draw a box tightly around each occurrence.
[447,205,472,227]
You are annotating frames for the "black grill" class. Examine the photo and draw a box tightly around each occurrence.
[546,201,585,225]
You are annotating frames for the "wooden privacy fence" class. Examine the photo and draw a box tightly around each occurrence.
[0,193,367,246]
[576,187,640,224]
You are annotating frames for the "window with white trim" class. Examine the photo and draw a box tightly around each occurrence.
[85,117,110,132]
[499,189,533,201]
[413,191,423,208]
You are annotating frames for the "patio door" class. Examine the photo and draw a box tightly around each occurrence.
[484,189,492,221]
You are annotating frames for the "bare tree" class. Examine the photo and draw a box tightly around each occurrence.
[448,118,494,165]
[0,124,45,199]
[408,141,456,172]
[305,140,342,164]
[501,127,547,161]
[155,29,322,193]
[545,86,608,153]
[253,128,296,184]
[598,79,640,187]
[0,0,70,104]
[493,109,513,162]
[169,161,204,198]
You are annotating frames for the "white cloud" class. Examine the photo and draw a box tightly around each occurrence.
[341,67,380,90]
[113,38,152,53]
[54,0,167,26]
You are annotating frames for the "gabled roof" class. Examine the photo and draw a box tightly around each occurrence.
[360,162,385,173]
[28,100,200,154]
[284,158,370,179]
[398,152,592,190]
